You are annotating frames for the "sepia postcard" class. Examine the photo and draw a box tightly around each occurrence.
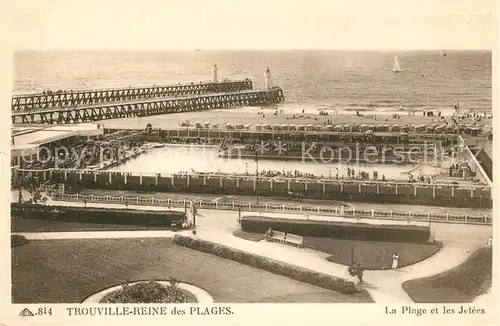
[0,0,498,325]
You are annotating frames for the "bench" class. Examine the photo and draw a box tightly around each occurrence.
[284,233,303,248]
[268,231,286,243]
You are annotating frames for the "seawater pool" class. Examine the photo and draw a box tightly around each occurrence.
[105,146,438,180]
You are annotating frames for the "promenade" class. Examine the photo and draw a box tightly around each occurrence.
[12,191,492,304]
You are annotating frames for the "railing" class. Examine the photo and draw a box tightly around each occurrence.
[45,191,492,225]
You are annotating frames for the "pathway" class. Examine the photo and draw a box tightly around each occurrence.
[12,196,492,304]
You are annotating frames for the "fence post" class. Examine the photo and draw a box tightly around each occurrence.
[464,214,468,222]
[136,197,139,204]
[215,201,218,208]
[282,204,285,212]
[152,197,155,204]
[232,202,235,209]
[265,204,268,211]
[299,206,302,212]
[427,212,430,223]
[371,209,374,219]
[390,211,393,219]
[446,213,449,221]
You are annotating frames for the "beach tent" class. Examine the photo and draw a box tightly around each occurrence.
[244,123,252,130]
[262,124,271,130]
[297,124,305,131]
[211,124,219,129]
[391,124,400,132]
[203,122,210,129]
[280,124,288,130]
[225,123,232,130]
[255,124,262,130]
[195,123,202,129]
[365,130,374,136]
[359,124,368,132]
[306,124,314,131]
[325,125,334,131]
[314,125,323,131]
[334,125,342,131]
[343,124,352,132]
[288,124,296,131]
[272,124,280,130]
[351,124,360,132]
[425,125,435,133]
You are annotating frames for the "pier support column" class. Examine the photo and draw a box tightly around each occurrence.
[187,175,190,187]
[220,177,223,188]
[358,182,361,193]
[139,174,143,185]
[108,172,112,184]
[49,169,53,180]
[270,179,273,189]
[433,185,436,197]
[171,175,175,186]
[237,177,240,188]
[377,183,380,194]
[64,171,67,181]
[451,186,455,197]
[253,179,256,191]
[124,173,128,184]
[305,180,308,191]
[287,179,290,191]
[322,182,325,194]
[395,184,398,195]
[340,182,344,192]
[204,175,207,186]
[155,174,158,186]
[94,172,97,183]
[79,172,82,181]
[414,185,417,196]
[470,188,474,198]
[43,171,47,181]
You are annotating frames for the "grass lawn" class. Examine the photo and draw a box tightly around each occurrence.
[12,238,373,303]
[233,230,440,270]
[402,247,492,303]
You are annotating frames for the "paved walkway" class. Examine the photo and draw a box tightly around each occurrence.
[13,195,492,304]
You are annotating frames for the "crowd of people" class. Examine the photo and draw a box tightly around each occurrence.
[19,135,145,170]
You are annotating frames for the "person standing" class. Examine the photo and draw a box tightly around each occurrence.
[392,252,400,271]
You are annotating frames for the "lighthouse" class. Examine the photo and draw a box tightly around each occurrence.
[264,66,272,90]
[212,64,218,83]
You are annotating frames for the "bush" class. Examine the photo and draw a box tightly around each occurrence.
[173,235,359,294]
[241,215,430,244]
[11,235,28,248]
[103,280,187,303]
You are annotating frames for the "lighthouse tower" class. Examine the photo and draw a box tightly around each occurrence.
[264,66,272,90]
[212,64,218,83]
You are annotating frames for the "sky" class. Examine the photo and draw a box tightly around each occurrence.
[2,0,496,50]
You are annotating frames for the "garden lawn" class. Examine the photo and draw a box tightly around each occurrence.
[402,247,492,303]
[233,230,440,270]
[12,238,373,303]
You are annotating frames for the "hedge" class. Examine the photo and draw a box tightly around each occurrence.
[11,235,28,248]
[173,234,360,294]
[241,215,430,244]
[11,203,185,227]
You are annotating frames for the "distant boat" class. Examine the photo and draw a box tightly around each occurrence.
[393,55,402,73]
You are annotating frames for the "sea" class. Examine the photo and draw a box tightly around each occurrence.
[14,50,492,113]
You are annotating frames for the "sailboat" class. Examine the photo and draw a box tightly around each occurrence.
[393,54,402,73]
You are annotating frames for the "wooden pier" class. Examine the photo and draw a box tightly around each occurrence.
[11,88,285,124]
[12,80,253,112]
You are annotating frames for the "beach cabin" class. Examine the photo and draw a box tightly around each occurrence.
[280,124,288,131]
[225,123,233,130]
[262,124,271,130]
[391,124,400,132]
[203,122,210,129]
[297,125,306,131]
[333,125,342,132]
[359,124,368,132]
[255,124,262,131]
[235,123,244,130]
[351,124,360,132]
[306,124,314,131]
[211,124,219,129]
[244,123,251,130]
[325,125,334,131]
[272,124,280,130]
[288,124,296,131]
[195,123,202,129]
[342,124,351,132]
